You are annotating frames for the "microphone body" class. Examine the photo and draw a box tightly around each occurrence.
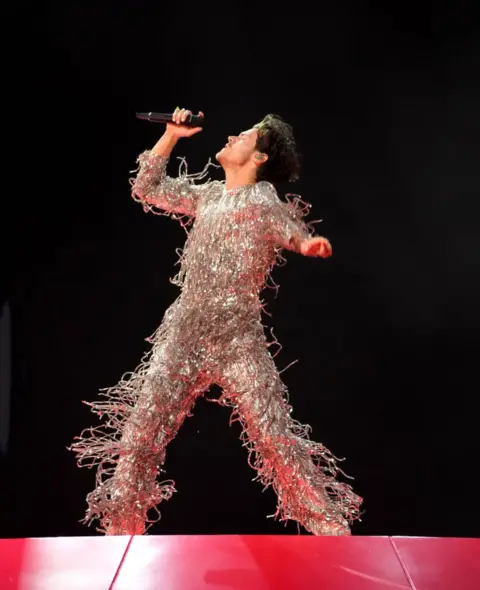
[136,112,204,127]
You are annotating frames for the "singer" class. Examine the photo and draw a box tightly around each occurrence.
[71,107,363,536]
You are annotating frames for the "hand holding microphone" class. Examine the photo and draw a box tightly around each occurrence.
[137,107,204,139]
[168,107,204,138]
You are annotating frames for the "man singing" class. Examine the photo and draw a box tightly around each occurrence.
[72,107,362,536]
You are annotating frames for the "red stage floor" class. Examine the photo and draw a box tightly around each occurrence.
[0,535,478,589]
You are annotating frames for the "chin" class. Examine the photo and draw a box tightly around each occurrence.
[216,149,226,163]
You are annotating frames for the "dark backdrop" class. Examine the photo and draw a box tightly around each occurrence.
[1,2,479,538]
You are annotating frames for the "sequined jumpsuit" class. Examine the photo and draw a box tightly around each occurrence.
[71,150,362,535]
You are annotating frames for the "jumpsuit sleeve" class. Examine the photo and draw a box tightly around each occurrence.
[130,150,207,217]
[258,181,313,251]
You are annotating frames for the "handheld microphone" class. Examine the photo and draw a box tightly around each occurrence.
[136,112,205,127]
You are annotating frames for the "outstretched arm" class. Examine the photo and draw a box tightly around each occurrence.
[131,108,206,217]
[259,181,332,258]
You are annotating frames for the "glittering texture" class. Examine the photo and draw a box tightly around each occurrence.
[71,150,363,535]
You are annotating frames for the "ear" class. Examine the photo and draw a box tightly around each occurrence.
[254,152,268,165]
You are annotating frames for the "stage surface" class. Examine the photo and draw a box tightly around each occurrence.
[0,535,478,589]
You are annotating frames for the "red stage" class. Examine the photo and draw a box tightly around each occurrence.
[0,535,478,589]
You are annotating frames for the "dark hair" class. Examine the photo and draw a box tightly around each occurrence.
[254,114,300,184]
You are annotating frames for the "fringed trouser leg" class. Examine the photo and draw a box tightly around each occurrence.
[72,338,210,535]
[218,345,362,535]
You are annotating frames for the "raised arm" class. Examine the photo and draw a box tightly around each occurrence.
[259,181,332,258]
[131,107,206,218]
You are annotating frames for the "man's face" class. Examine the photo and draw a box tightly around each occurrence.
[216,127,260,166]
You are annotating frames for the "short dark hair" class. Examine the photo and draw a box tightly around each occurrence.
[254,114,300,184]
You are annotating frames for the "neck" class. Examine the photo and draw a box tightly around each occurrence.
[224,167,256,192]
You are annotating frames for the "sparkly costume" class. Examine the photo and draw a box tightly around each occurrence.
[71,150,362,535]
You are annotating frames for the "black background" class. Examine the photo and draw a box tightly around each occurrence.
[1,1,479,538]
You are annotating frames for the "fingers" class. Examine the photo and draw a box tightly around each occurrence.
[172,107,185,125]
[172,107,192,125]
[170,107,203,136]
[320,239,332,258]
[172,106,181,124]
[172,107,184,125]
[303,237,332,258]
[185,127,202,137]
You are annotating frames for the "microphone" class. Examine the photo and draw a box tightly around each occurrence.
[136,112,205,127]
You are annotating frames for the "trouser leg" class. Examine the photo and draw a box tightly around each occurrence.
[72,338,209,535]
[219,348,362,535]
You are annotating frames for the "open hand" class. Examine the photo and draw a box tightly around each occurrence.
[300,237,332,258]
[166,107,204,138]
